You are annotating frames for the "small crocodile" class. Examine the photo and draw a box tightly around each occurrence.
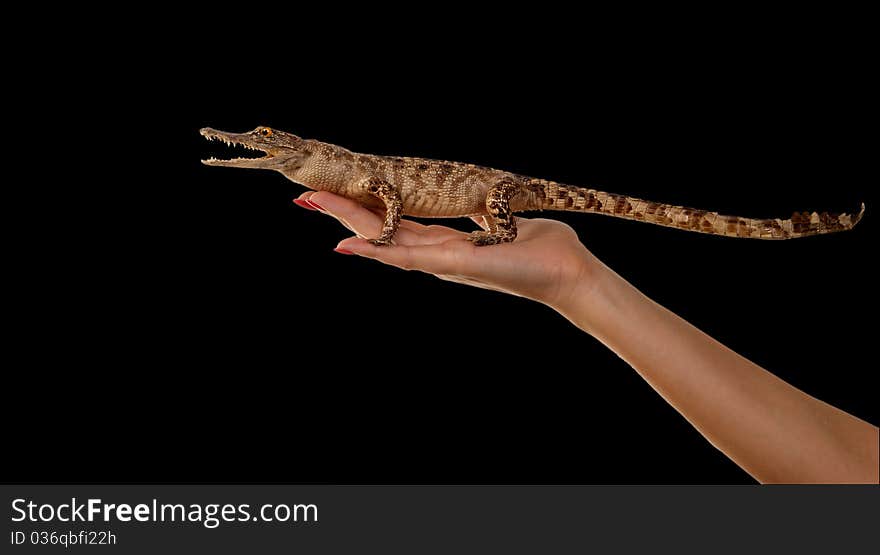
[201,126,864,245]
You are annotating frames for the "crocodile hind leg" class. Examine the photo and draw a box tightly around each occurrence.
[361,176,402,246]
[468,180,520,246]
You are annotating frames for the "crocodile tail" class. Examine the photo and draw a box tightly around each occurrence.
[533,181,864,239]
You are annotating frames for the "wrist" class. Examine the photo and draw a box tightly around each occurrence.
[548,257,633,336]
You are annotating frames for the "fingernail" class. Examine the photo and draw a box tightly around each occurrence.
[334,247,354,255]
[293,199,317,211]
[306,199,325,211]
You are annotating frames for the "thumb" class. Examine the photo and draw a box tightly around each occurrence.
[336,237,458,275]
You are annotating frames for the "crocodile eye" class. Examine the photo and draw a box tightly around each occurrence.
[259,128,273,137]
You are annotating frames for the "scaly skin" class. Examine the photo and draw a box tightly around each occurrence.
[201,126,865,245]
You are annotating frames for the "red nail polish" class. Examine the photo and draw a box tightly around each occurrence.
[334,248,354,255]
[306,199,324,211]
[293,199,317,210]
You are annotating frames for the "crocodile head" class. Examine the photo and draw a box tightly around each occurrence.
[200,126,309,170]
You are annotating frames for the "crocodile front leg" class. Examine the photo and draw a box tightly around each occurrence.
[468,179,520,246]
[361,176,402,246]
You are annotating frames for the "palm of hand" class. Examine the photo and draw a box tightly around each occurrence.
[299,191,596,307]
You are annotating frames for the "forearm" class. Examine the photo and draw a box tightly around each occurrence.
[553,262,879,483]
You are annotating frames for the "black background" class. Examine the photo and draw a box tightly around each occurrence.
[7,10,874,484]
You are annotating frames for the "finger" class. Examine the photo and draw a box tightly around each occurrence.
[296,192,361,234]
[303,191,435,232]
[312,191,436,236]
[417,224,468,243]
[293,195,320,211]
[296,191,418,242]
[301,191,465,246]
[380,214,429,233]
[469,216,489,230]
[336,237,463,275]
[363,205,426,232]
[307,192,385,236]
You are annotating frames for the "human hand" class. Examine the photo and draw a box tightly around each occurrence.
[297,194,880,485]
[295,191,605,309]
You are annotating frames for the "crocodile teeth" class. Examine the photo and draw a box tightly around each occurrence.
[202,132,270,162]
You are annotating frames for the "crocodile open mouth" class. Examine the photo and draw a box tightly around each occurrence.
[200,128,271,165]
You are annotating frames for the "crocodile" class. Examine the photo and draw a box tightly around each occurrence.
[200,126,864,245]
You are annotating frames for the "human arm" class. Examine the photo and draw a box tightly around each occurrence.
[297,191,880,483]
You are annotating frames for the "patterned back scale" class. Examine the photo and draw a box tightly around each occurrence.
[531,180,864,239]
